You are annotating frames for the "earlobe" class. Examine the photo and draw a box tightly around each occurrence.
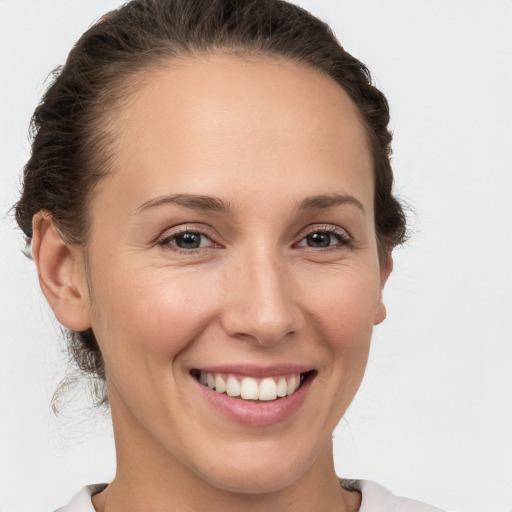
[374,252,393,326]
[31,211,91,331]
[374,301,387,325]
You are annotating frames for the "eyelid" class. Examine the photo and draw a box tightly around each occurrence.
[155,223,352,251]
[156,224,222,249]
[293,224,353,248]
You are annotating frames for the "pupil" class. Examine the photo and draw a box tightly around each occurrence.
[307,232,331,247]
[176,232,201,249]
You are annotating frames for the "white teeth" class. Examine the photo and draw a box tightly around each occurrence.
[276,377,287,397]
[197,371,305,401]
[287,375,297,395]
[226,375,241,397]
[240,377,259,399]
[215,374,226,393]
[259,378,277,401]
[206,373,215,389]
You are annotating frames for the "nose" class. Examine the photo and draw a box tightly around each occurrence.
[219,249,300,346]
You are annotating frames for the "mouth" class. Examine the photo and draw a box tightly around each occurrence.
[190,369,316,402]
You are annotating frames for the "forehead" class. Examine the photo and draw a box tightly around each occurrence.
[98,54,374,213]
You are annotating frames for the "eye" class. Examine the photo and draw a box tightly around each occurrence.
[158,230,218,251]
[295,227,352,249]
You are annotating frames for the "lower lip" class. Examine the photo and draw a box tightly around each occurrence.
[194,374,315,427]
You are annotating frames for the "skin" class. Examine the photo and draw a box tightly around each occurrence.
[33,55,391,512]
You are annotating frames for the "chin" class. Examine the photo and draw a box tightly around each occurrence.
[203,464,305,495]
[193,438,324,495]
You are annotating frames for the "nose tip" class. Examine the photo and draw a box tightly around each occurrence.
[221,292,297,346]
[234,308,296,346]
[220,256,299,346]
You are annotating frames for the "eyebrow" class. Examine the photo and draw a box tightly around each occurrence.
[135,192,365,216]
[297,193,365,215]
[135,193,232,214]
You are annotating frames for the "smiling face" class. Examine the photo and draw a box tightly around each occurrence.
[75,55,388,498]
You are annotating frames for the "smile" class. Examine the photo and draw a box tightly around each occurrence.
[192,371,310,401]
[190,367,316,426]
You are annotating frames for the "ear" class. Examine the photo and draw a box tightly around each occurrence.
[31,211,91,331]
[374,252,393,326]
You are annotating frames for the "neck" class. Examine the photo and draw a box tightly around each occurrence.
[97,461,358,512]
[95,443,359,512]
[94,394,361,512]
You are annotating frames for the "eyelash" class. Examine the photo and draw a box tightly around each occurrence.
[157,227,220,253]
[294,225,353,250]
[157,225,353,253]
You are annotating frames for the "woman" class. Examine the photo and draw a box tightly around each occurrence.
[13,0,445,510]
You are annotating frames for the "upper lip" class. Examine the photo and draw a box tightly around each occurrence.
[190,364,315,378]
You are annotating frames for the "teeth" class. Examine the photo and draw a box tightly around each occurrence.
[226,375,241,397]
[259,377,277,401]
[215,374,226,393]
[287,375,297,395]
[197,371,304,401]
[206,373,215,389]
[240,377,259,399]
[276,377,287,397]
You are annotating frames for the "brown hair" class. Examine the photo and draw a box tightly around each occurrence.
[15,0,406,408]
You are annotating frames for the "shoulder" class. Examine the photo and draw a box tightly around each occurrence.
[53,484,107,512]
[352,480,447,512]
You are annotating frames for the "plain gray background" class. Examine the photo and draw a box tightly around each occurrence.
[1,1,511,511]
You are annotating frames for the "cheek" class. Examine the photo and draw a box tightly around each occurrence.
[306,268,380,392]
[304,267,381,341]
[89,262,223,365]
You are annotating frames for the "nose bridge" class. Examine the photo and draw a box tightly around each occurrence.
[221,244,297,345]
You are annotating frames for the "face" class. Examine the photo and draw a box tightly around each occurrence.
[79,55,388,494]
